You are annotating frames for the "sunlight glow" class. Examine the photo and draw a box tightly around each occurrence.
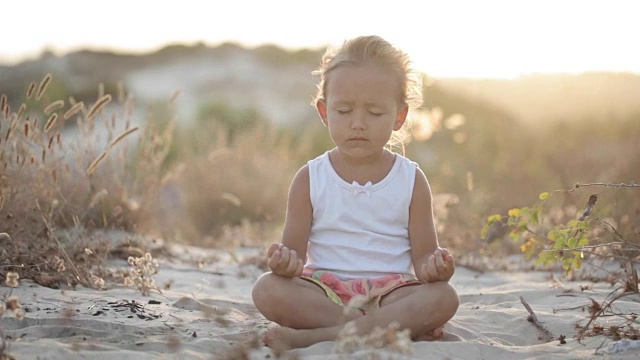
[1,0,639,79]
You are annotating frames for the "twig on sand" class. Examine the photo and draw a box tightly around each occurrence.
[520,296,555,342]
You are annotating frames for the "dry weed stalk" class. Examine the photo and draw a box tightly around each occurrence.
[44,113,58,132]
[86,94,111,120]
[44,100,65,115]
[35,74,52,100]
[63,101,84,120]
[0,74,167,292]
[334,321,412,355]
[2,272,25,322]
[573,263,640,342]
[123,253,160,296]
[216,333,262,360]
[547,185,640,342]
[343,295,368,317]
[0,331,16,360]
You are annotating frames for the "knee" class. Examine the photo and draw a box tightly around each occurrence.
[252,272,276,309]
[438,282,459,320]
[421,281,459,323]
[252,272,290,318]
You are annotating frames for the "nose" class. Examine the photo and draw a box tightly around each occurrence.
[351,111,366,130]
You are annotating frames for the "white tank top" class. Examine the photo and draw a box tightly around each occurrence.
[306,150,417,280]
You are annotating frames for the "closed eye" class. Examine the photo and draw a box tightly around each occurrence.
[337,110,351,115]
[369,112,384,116]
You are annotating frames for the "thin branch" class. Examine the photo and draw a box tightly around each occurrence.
[594,337,609,356]
[577,289,640,341]
[35,199,89,285]
[598,220,640,249]
[557,182,640,193]
[553,304,586,313]
[541,242,625,253]
[0,263,47,269]
[520,296,555,342]
[544,248,639,264]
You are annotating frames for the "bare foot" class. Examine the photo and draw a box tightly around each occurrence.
[264,327,292,352]
[415,326,463,342]
[439,332,464,341]
[415,326,444,341]
[263,326,307,351]
[264,325,338,351]
[263,324,462,352]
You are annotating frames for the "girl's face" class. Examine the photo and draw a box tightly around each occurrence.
[316,63,408,160]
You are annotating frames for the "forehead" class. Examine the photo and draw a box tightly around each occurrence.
[325,63,400,105]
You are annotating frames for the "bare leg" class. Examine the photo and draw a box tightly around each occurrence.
[252,272,360,329]
[264,281,459,350]
[379,283,461,341]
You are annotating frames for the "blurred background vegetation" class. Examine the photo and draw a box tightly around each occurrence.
[1,43,638,258]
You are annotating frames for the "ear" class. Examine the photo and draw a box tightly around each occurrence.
[316,99,329,127]
[393,105,409,131]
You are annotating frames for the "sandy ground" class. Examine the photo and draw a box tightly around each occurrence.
[1,243,639,360]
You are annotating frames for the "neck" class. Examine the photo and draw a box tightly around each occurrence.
[330,148,390,167]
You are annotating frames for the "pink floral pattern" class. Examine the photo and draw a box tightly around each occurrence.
[302,269,420,305]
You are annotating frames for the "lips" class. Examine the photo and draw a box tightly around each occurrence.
[349,137,368,141]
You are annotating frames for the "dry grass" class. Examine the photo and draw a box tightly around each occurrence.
[0,272,22,360]
[123,252,160,296]
[0,73,316,293]
[170,138,296,244]
[0,74,166,290]
[334,321,412,355]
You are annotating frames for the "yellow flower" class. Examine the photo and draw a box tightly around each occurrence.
[508,208,521,217]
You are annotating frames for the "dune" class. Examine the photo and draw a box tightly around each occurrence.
[1,243,639,359]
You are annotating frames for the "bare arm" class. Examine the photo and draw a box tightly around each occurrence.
[408,168,455,283]
[281,164,312,259]
[266,164,312,277]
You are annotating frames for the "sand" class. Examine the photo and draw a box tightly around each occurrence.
[1,242,639,360]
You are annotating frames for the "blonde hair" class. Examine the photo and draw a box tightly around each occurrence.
[311,35,423,152]
[312,35,423,109]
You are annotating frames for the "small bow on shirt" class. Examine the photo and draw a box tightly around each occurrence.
[351,181,373,197]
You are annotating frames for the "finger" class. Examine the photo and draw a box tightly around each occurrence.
[426,255,439,280]
[419,263,427,280]
[445,254,455,266]
[267,249,282,271]
[284,250,299,275]
[279,247,291,270]
[440,248,453,261]
[420,263,431,281]
[446,258,455,276]
[272,247,291,274]
[441,257,455,280]
[435,251,447,272]
[267,243,281,257]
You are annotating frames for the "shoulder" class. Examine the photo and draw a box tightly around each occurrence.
[393,152,420,171]
[291,164,310,190]
[286,164,312,208]
[411,166,433,203]
[391,152,421,178]
[307,150,330,165]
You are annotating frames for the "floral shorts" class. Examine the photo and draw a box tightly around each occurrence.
[300,269,421,313]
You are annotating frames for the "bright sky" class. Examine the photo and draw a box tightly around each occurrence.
[2,0,639,79]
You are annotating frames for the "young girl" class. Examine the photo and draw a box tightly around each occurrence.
[252,35,459,350]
